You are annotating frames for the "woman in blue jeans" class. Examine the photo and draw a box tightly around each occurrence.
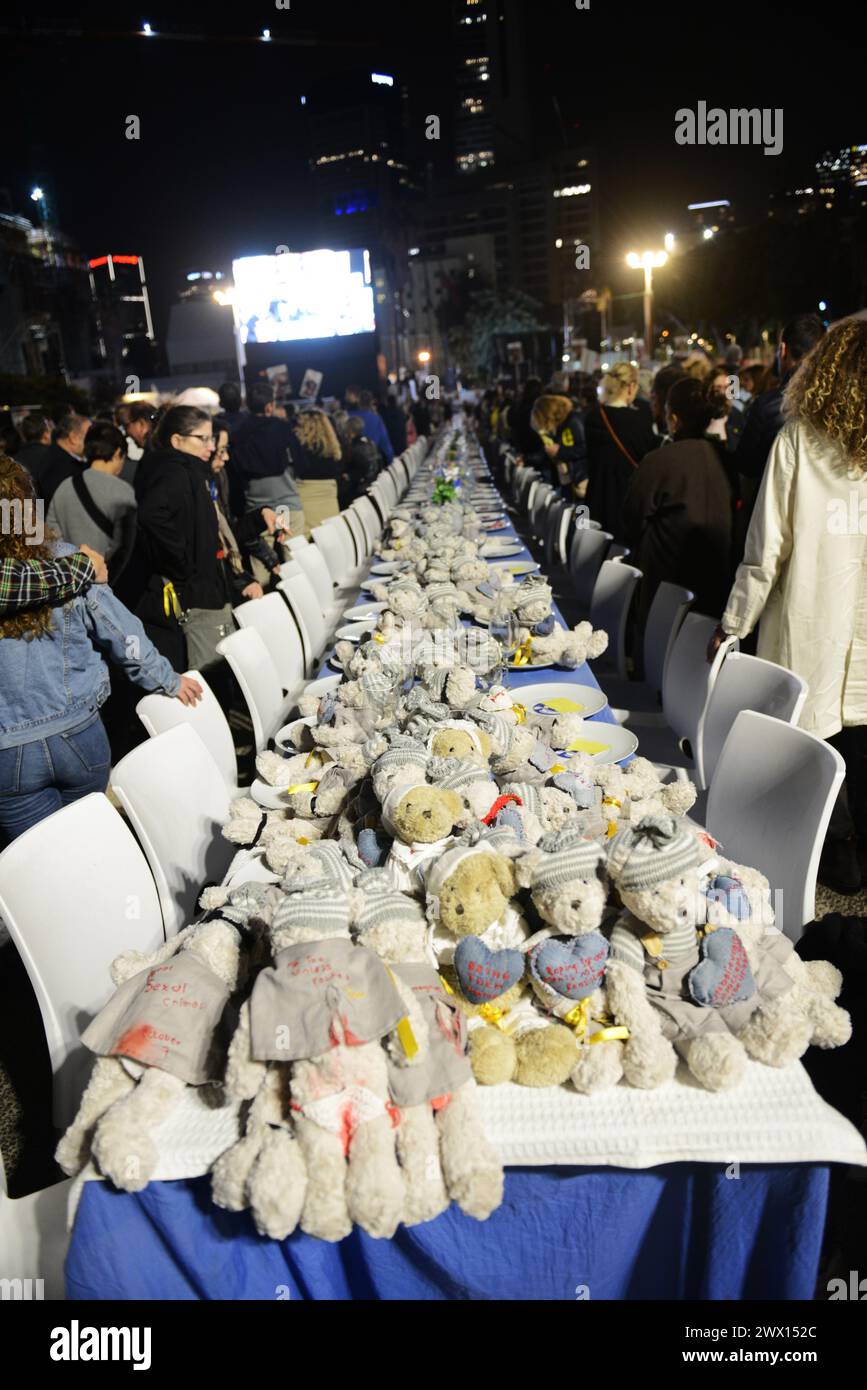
[0,457,201,842]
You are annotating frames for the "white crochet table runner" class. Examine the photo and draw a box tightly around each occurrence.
[72,1058,866,1196]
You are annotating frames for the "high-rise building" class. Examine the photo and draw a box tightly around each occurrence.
[451,0,532,175]
[88,254,155,377]
[0,210,92,376]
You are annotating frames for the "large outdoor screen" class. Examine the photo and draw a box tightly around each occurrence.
[232,247,375,343]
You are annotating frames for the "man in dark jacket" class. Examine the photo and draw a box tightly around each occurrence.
[32,411,92,505]
[379,391,408,456]
[14,411,53,482]
[734,314,825,481]
[230,381,305,536]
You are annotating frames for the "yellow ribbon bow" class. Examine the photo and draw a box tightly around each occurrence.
[511,702,527,724]
[284,780,319,795]
[602,796,622,839]
[564,1000,629,1044]
[478,1002,511,1032]
[512,637,533,667]
[162,581,181,620]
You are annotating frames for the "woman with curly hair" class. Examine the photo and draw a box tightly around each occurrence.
[710,318,867,892]
[530,393,587,498]
[0,457,200,842]
[291,406,343,534]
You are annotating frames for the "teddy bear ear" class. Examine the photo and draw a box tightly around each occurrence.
[513,848,542,890]
[444,789,465,819]
[490,854,517,896]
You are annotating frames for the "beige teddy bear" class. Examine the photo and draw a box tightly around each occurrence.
[380,781,467,894]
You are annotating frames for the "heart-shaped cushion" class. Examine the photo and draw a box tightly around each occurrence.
[529,932,609,1001]
[454,936,524,1005]
[528,740,558,774]
[688,926,756,1008]
[704,874,752,921]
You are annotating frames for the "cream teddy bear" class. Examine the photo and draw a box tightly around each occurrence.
[380,781,467,895]
[57,911,250,1190]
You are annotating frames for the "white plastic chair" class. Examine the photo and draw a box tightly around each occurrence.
[278,571,326,672]
[589,560,642,680]
[291,540,339,613]
[620,613,738,786]
[700,652,808,789]
[556,504,576,565]
[569,527,613,612]
[706,711,844,941]
[607,543,631,562]
[112,725,235,939]
[233,592,306,697]
[342,508,369,562]
[601,581,694,715]
[0,794,165,1127]
[136,670,241,794]
[0,1150,73,1300]
[312,522,353,585]
[354,494,383,547]
[217,627,294,751]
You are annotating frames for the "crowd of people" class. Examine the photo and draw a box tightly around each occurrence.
[1,315,866,895]
[474,313,867,894]
[0,381,436,842]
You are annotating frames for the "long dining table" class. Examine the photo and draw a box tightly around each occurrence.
[64,442,865,1301]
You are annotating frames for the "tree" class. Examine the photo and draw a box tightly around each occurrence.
[447,287,546,379]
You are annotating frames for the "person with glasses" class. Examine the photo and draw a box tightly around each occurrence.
[117,405,236,676]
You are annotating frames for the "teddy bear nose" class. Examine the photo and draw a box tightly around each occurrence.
[423,808,432,819]
[456,904,464,915]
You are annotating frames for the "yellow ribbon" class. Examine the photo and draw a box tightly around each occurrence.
[162,581,181,620]
[512,637,533,667]
[564,1001,629,1044]
[478,1002,512,1032]
[284,780,319,795]
[603,796,622,840]
[385,968,418,1058]
[511,702,527,724]
[549,763,567,775]
[438,974,454,995]
[304,749,330,769]
[373,632,387,644]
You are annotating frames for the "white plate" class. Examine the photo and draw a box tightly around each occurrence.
[342,601,386,621]
[370,562,399,576]
[489,560,539,577]
[250,777,291,809]
[335,623,375,643]
[514,681,608,720]
[548,717,638,766]
[274,715,316,752]
[301,674,342,701]
[507,658,558,670]
[481,541,524,558]
[484,520,509,531]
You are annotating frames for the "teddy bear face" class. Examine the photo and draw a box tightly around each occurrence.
[429,727,491,764]
[620,875,703,936]
[533,872,608,936]
[438,855,515,938]
[393,785,463,843]
[538,787,581,833]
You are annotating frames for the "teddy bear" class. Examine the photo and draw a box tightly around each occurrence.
[604,815,849,1091]
[380,781,467,894]
[418,662,478,712]
[255,748,359,824]
[700,853,852,1062]
[56,909,252,1190]
[594,757,697,832]
[213,900,407,1242]
[515,620,608,671]
[423,837,533,965]
[427,719,493,766]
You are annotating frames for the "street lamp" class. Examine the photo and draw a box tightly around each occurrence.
[30,186,44,203]
[417,349,431,364]
[625,249,668,359]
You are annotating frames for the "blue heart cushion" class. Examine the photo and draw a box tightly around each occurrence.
[529,932,609,1001]
[704,874,752,921]
[688,926,756,1008]
[454,936,524,1005]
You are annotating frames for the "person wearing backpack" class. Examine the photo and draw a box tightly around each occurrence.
[46,422,138,583]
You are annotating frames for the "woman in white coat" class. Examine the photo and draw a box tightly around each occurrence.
[709,319,867,892]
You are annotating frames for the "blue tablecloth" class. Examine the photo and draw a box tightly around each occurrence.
[66,1163,828,1300]
[64,469,830,1300]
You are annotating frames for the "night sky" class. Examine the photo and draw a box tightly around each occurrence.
[3,0,865,338]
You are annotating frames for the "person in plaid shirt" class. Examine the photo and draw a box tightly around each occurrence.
[0,545,105,612]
